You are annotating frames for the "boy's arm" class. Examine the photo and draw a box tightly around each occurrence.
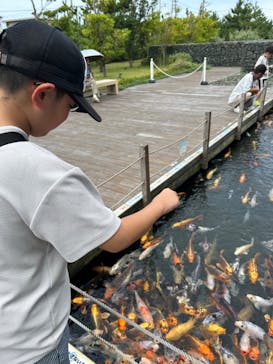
[100,188,179,253]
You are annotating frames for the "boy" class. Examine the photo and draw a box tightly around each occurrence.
[228,64,266,113]
[255,46,273,87]
[0,20,179,363]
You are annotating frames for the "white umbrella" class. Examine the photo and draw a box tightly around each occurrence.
[81,49,104,61]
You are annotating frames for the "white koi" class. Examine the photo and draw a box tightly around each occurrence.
[246,294,273,311]
[234,320,266,340]
[234,238,254,256]
[139,241,161,260]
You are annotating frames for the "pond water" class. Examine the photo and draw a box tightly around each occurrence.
[70,113,273,364]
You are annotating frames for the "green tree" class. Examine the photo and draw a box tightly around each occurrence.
[82,13,129,73]
[219,0,273,40]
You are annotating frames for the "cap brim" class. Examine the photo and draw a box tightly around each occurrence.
[72,94,102,122]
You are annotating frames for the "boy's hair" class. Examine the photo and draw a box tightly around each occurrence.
[265,46,273,54]
[0,66,31,93]
[0,66,65,98]
[254,64,267,74]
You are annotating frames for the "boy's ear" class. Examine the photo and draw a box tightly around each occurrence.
[31,83,56,108]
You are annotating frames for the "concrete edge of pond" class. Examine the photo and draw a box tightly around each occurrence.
[68,99,273,279]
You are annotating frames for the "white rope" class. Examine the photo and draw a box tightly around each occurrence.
[152,60,202,79]
[70,283,209,364]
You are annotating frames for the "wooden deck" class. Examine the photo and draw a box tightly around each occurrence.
[32,67,273,212]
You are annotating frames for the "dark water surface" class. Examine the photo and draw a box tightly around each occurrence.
[70,115,273,363]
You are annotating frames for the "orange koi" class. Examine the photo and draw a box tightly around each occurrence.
[239,173,246,183]
[247,252,260,284]
[172,214,202,228]
[205,260,232,284]
[143,279,150,293]
[184,233,196,263]
[186,334,215,361]
[248,342,260,361]
[264,314,273,336]
[216,249,233,276]
[71,296,90,305]
[224,148,231,158]
[142,236,161,250]
[178,303,197,316]
[154,308,169,334]
[165,318,196,341]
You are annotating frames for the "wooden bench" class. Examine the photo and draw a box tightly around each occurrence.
[96,79,119,95]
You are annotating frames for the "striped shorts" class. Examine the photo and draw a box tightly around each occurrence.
[35,325,70,364]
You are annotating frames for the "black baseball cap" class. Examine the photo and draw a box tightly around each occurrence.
[0,19,101,122]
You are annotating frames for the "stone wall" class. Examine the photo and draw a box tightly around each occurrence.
[148,40,273,71]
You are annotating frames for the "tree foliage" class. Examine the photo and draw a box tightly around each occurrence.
[219,0,273,40]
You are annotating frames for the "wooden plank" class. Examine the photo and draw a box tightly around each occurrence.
[32,67,273,212]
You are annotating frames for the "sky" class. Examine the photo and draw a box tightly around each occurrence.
[0,0,273,24]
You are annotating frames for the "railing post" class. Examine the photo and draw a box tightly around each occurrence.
[202,111,211,169]
[149,58,156,83]
[236,93,245,140]
[140,144,151,206]
[258,80,268,121]
[200,57,208,85]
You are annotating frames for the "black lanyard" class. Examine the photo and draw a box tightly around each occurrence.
[0,132,27,146]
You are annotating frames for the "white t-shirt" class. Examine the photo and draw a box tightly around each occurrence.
[0,126,121,363]
[255,54,269,78]
[228,72,258,107]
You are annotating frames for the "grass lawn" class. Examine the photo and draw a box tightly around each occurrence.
[92,58,200,90]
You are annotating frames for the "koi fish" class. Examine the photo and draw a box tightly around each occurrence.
[248,342,260,361]
[104,261,135,299]
[186,255,202,293]
[186,334,215,361]
[206,167,217,180]
[247,252,260,284]
[241,188,251,204]
[216,249,233,276]
[239,332,251,357]
[269,188,273,202]
[239,173,246,183]
[184,233,196,263]
[234,320,266,340]
[214,342,240,364]
[134,291,154,328]
[234,238,254,256]
[205,261,232,284]
[139,240,161,260]
[109,250,139,275]
[224,148,231,158]
[202,311,225,325]
[264,314,273,336]
[210,292,237,321]
[90,303,106,336]
[71,296,91,305]
[171,214,203,228]
[163,237,174,259]
[246,294,273,311]
[201,323,226,338]
[165,318,196,341]
[249,192,257,208]
[187,224,218,233]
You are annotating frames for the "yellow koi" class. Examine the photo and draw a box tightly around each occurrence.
[172,214,202,228]
[206,167,217,180]
[165,318,196,341]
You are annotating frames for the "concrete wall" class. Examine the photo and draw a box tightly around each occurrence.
[148,40,273,71]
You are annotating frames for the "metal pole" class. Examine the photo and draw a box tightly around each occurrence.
[200,57,208,85]
[149,58,156,83]
[140,144,151,206]
[202,111,211,169]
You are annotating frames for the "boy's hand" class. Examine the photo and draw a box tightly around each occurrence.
[152,188,180,215]
[250,86,259,95]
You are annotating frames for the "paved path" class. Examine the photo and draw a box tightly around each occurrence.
[33,67,273,210]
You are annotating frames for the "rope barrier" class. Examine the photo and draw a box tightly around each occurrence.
[152,60,202,79]
[70,283,209,364]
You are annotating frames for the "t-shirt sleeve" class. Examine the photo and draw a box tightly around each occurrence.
[30,167,121,262]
